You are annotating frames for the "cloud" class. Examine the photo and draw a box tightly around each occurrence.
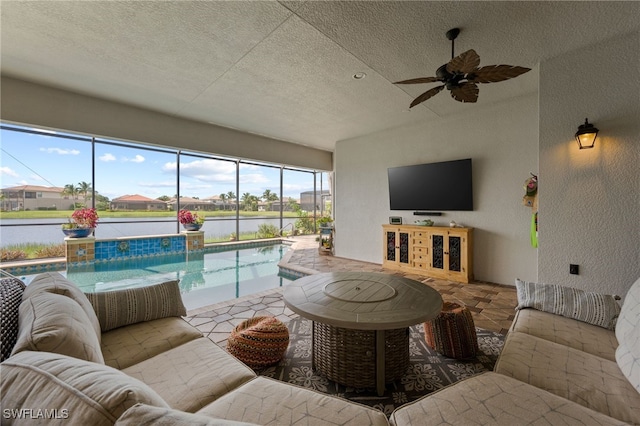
[283,182,310,192]
[39,147,80,155]
[99,153,116,162]
[239,173,269,185]
[0,167,19,177]
[138,180,176,188]
[163,159,236,183]
[123,154,145,163]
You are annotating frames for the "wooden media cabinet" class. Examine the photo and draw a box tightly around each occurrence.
[382,224,474,283]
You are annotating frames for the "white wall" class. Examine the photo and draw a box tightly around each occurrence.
[334,93,539,286]
[538,32,640,297]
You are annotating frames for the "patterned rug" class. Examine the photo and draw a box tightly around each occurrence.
[256,317,505,417]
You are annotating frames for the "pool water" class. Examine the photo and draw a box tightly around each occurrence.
[19,244,292,311]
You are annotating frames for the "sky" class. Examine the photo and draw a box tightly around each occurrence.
[0,126,329,202]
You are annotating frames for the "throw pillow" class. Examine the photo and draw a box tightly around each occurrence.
[0,277,26,362]
[11,291,104,363]
[615,277,640,392]
[85,280,186,332]
[24,272,102,340]
[1,351,168,426]
[515,278,621,330]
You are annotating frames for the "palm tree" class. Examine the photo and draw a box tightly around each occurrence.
[76,181,92,206]
[241,192,252,211]
[262,189,279,211]
[219,193,228,210]
[61,184,78,208]
[226,191,236,210]
[249,195,259,211]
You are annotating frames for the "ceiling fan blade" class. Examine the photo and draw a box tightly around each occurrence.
[446,49,480,74]
[394,76,440,85]
[468,65,531,83]
[450,82,479,103]
[410,85,445,108]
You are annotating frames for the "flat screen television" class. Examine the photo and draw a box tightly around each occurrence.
[387,158,473,211]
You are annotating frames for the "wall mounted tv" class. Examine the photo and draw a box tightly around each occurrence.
[387,158,473,211]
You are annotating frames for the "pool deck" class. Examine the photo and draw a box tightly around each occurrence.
[1,234,517,344]
[185,235,517,347]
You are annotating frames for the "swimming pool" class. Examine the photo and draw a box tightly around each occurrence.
[18,243,293,311]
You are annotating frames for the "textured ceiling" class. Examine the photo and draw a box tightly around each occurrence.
[1,1,638,152]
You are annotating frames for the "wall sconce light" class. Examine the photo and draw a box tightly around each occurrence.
[575,118,599,149]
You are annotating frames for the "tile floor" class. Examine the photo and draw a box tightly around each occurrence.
[185,235,518,346]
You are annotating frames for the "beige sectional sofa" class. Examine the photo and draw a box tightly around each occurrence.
[390,277,640,425]
[0,272,390,425]
[5,270,640,425]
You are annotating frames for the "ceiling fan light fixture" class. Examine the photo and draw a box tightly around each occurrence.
[394,28,530,107]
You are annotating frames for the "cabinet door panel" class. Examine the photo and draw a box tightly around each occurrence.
[385,231,396,261]
[448,235,462,272]
[431,234,444,270]
[399,232,410,264]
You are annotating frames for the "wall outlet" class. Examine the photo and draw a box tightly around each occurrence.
[569,264,579,275]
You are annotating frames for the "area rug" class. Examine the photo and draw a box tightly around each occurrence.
[256,317,505,417]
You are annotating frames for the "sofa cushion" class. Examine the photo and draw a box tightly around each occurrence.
[85,280,186,332]
[495,331,640,424]
[389,372,626,426]
[24,272,101,340]
[615,277,640,392]
[101,316,202,370]
[0,351,169,426]
[515,278,621,330]
[123,337,256,412]
[0,276,26,362]
[510,308,618,361]
[12,292,104,363]
[116,403,258,426]
[198,376,390,425]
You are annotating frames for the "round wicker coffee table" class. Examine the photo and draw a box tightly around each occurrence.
[283,271,442,396]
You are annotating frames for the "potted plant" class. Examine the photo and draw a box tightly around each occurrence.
[178,209,205,231]
[317,216,333,229]
[229,232,237,241]
[61,207,99,238]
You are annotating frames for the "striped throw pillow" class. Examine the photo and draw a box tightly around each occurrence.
[516,278,621,330]
[85,280,186,332]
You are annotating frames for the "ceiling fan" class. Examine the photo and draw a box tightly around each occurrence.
[394,28,531,107]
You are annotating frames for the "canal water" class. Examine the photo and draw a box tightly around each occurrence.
[0,217,297,248]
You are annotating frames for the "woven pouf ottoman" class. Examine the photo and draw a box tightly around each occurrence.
[227,316,289,369]
[424,302,479,359]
